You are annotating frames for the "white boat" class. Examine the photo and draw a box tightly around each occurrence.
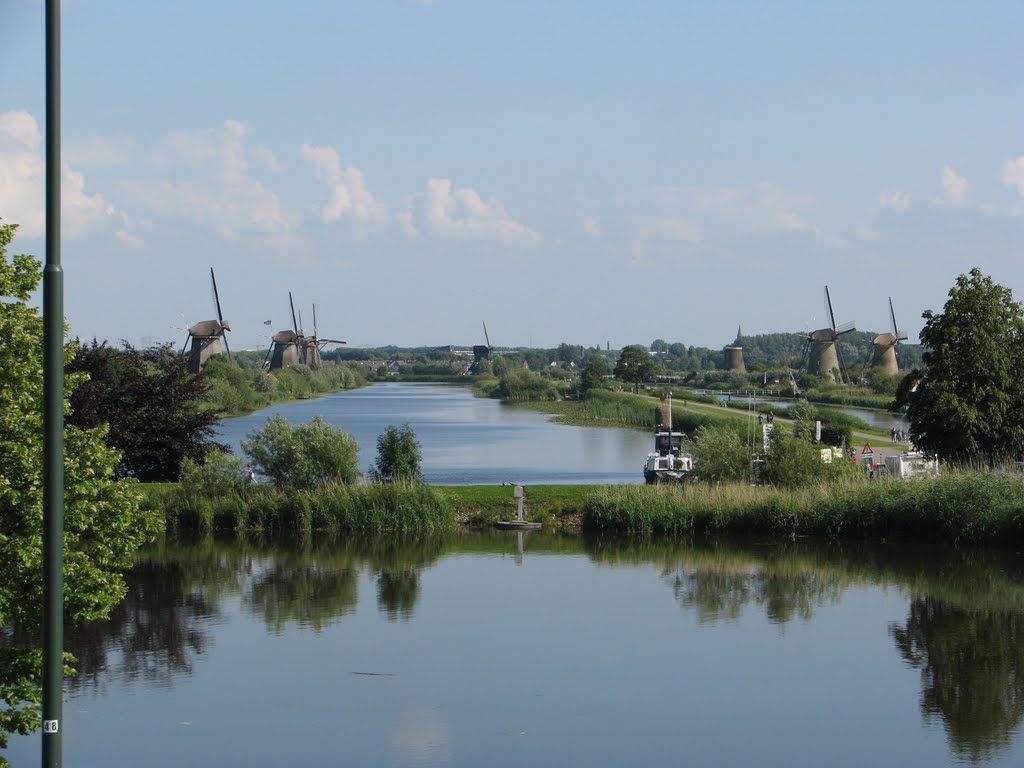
[643,429,695,483]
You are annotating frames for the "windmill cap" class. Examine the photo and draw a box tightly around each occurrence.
[189,319,229,336]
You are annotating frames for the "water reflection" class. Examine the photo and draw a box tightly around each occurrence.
[44,534,1024,767]
[66,557,221,691]
[891,597,1024,763]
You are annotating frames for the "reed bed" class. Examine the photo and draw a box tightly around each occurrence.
[158,481,453,535]
[581,472,1024,546]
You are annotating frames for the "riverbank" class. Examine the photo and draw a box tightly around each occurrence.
[144,470,1024,548]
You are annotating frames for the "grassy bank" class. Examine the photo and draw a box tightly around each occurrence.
[581,472,1024,546]
[145,472,1024,547]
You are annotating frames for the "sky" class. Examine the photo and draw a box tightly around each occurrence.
[1,0,1022,352]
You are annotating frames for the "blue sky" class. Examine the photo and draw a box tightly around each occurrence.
[1,0,1022,352]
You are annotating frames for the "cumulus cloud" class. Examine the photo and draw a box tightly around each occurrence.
[301,144,386,224]
[941,165,968,206]
[134,120,293,237]
[0,110,114,238]
[627,217,702,264]
[66,136,130,168]
[1002,156,1024,200]
[879,191,911,212]
[688,183,812,233]
[255,144,281,173]
[402,177,539,244]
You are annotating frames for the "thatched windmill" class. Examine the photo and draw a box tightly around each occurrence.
[871,298,908,376]
[470,321,493,374]
[804,286,855,382]
[264,292,303,371]
[181,268,231,373]
[300,303,346,368]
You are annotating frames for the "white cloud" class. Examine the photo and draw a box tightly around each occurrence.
[0,111,42,152]
[879,191,911,212]
[0,110,114,238]
[941,165,969,206]
[114,229,146,249]
[255,144,281,173]
[627,217,702,264]
[66,136,130,168]
[583,215,602,237]
[301,143,386,224]
[403,177,539,244]
[135,120,293,237]
[1002,156,1024,200]
[687,183,812,233]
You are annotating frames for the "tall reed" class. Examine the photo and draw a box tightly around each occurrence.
[582,471,1024,546]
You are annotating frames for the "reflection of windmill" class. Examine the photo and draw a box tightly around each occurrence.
[872,298,908,375]
[470,321,493,373]
[803,286,855,383]
[301,303,346,368]
[263,292,303,371]
[181,268,231,373]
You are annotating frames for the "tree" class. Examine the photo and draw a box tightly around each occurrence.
[242,415,359,487]
[904,269,1024,465]
[614,345,658,393]
[579,355,609,396]
[0,220,161,759]
[368,424,424,483]
[66,340,223,481]
[689,426,749,483]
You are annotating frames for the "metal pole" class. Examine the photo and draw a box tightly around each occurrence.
[42,1,64,766]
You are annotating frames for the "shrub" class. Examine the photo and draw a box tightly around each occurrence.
[242,415,360,488]
[369,424,424,483]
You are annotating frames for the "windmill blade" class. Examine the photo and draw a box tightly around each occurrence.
[483,320,491,349]
[262,340,274,369]
[825,286,837,331]
[318,338,346,345]
[835,322,856,335]
[289,292,299,335]
[835,339,851,384]
[298,309,305,337]
[313,303,319,341]
[211,268,225,326]
[889,297,898,337]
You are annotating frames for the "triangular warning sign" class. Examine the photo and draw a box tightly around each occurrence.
[861,443,874,455]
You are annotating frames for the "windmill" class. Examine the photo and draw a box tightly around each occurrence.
[803,286,855,383]
[723,324,746,372]
[300,303,346,368]
[181,268,231,373]
[871,297,908,376]
[470,321,493,374]
[264,292,303,371]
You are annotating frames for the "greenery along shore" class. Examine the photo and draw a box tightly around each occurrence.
[145,470,1024,549]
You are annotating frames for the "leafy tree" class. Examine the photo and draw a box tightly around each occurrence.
[689,426,749,483]
[614,345,657,393]
[242,415,359,487]
[368,424,424,483]
[579,355,609,396]
[905,269,1024,465]
[66,340,223,481]
[0,220,161,759]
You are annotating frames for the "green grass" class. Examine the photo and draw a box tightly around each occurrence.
[146,470,1024,548]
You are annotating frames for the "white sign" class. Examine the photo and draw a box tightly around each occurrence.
[43,720,59,734]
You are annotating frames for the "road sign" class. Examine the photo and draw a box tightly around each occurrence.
[862,443,874,455]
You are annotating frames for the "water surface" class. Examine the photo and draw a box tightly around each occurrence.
[8,535,1024,767]
[215,382,651,485]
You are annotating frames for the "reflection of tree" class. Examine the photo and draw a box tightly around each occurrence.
[890,597,1024,763]
[376,568,419,622]
[65,559,220,690]
[245,564,358,633]
[671,567,842,625]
